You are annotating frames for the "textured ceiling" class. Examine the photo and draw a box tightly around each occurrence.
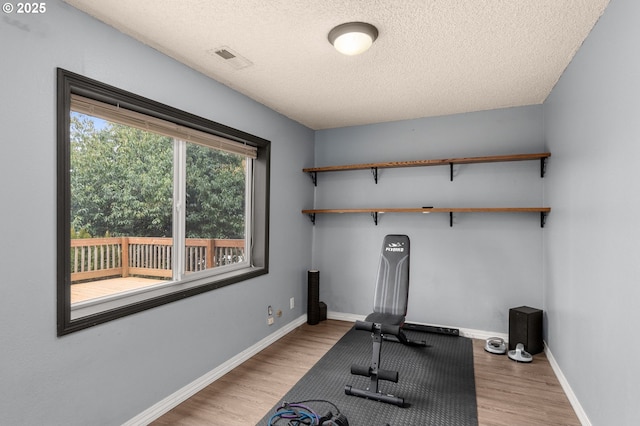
[64,0,610,130]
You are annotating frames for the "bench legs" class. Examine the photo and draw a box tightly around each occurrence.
[345,321,405,407]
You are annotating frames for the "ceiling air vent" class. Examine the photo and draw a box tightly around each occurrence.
[209,46,253,70]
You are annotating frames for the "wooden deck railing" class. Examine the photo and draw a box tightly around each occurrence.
[71,237,245,283]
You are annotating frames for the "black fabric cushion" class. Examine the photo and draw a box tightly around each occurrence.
[365,312,405,326]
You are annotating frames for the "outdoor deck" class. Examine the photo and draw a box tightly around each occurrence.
[71,277,166,303]
[69,237,244,304]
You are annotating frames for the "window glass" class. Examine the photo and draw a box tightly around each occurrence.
[69,111,253,302]
[185,143,248,273]
[70,113,174,303]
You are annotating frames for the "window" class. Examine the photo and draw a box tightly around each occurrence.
[57,69,270,335]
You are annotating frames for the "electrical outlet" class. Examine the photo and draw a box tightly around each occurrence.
[267,305,274,325]
[290,297,295,309]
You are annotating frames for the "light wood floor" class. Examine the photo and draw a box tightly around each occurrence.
[152,320,579,426]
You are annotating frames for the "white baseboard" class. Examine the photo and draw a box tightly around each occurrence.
[544,343,591,426]
[123,314,308,426]
[326,310,365,323]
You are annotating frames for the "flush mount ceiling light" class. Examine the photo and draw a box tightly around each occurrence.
[328,22,378,56]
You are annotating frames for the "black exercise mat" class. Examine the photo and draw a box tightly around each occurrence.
[257,326,478,426]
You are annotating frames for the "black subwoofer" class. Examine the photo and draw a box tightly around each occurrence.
[307,270,320,325]
[508,306,543,355]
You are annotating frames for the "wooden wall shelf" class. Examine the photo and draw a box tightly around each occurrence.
[303,152,550,185]
[301,207,551,227]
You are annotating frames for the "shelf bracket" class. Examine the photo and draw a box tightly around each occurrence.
[307,213,316,225]
[450,163,454,182]
[308,171,318,186]
[371,212,379,225]
[540,211,548,228]
[449,212,454,227]
[371,167,378,184]
[540,157,548,178]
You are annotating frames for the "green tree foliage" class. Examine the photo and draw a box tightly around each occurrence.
[70,226,92,239]
[186,144,246,239]
[70,114,246,239]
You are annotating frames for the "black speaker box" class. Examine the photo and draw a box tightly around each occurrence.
[319,301,327,321]
[508,306,543,355]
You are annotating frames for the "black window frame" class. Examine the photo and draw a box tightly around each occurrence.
[57,68,270,336]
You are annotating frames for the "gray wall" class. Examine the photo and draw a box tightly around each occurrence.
[543,0,640,424]
[312,106,546,333]
[0,1,314,424]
